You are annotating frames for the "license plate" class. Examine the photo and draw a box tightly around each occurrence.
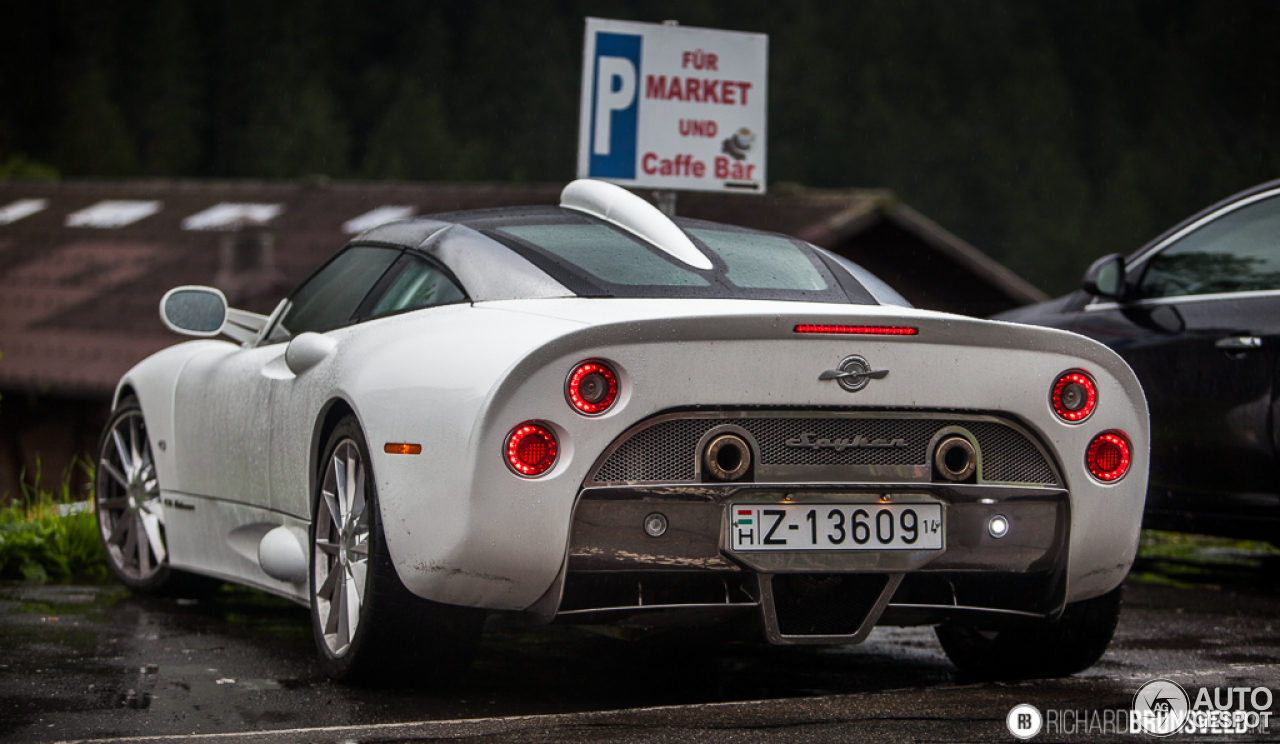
[729,503,943,551]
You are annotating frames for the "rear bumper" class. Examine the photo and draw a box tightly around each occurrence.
[536,483,1070,643]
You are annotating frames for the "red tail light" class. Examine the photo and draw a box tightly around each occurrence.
[1051,370,1097,422]
[794,324,918,336]
[1086,431,1131,482]
[566,360,618,415]
[505,422,558,477]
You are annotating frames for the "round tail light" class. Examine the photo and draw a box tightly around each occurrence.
[506,422,558,477]
[1086,431,1131,482]
[1051,370,1097,422]
[566,361,618,415]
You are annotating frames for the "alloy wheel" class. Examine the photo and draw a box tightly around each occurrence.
[314,438,371,657]
[97,410,167,580]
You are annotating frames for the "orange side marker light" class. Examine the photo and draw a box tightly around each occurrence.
[384,443,422,455]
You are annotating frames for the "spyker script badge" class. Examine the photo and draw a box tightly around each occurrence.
[785,432,909,451]
[819,355,888,392]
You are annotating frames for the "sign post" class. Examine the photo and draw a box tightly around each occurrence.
[577,17,768,207]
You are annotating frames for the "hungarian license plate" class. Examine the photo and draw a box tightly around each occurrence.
[729,503,943,551]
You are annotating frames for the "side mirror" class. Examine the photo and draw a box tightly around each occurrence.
[159,286,228,337]
[1082,254,1126,300]
[285,332,336,375]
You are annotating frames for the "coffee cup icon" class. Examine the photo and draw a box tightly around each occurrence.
[722,127,755,160]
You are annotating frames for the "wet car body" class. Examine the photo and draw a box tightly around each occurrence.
[997,180,1280,541]
[96,179,1150,681]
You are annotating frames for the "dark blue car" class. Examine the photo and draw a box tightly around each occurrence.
[997,181,1280,542]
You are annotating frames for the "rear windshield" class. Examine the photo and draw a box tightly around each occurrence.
[479,213,873,303]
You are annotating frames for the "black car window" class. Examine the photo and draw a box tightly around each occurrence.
[367,256,467,318]
[1141,196,1280,299]
[266,246,400,343]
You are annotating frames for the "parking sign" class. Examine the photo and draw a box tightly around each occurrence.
[577,18,768,193]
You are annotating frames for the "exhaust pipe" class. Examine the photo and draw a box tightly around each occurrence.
[705,433,751,481]
[934,436,976,482]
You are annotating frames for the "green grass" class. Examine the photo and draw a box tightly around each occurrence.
[1130,529,1279,590]
[0,460,106,582]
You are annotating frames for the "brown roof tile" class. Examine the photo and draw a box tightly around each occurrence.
[0,179,1040,396]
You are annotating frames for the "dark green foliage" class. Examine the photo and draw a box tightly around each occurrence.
[51,61,139,176]
[4,0,1280,293]
[0,155,58,180]
[0,460,105,583]
[363,80,465,181]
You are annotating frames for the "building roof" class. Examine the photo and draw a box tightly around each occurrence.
[0,179,1044,396]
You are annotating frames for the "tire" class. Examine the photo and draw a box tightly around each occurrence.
[310,416,485,684]
[96,397,215,595]
[935,585,1123,679]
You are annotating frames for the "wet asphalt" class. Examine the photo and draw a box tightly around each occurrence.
[2,553,1279,743]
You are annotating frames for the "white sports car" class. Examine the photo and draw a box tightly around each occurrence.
[96,179,1148,682]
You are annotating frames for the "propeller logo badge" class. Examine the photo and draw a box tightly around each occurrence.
[819,355,888,392]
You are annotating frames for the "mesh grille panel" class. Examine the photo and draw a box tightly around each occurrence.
[592,418,705,483]
[967,422,1058,485]
[592,413,1058,485]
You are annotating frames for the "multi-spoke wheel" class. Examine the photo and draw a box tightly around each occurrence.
[314,437,371,658]
[309,417,485,683]
[96,398,172,591]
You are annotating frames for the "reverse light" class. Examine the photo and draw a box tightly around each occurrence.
[1086,431,1131,482]
[1051,370,1097,422]
[794,324,918,336]
[505,422,558,477]
[566,360,618,415]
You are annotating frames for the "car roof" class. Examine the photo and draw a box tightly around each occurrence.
[1129,177,1280,263]
[343,178,910,306]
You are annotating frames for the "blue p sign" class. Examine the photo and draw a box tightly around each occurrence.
[588,32,641,179]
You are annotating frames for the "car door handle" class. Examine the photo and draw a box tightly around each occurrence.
[1215,335,1263,350]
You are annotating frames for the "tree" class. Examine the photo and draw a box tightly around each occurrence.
[51,61,137,176]
[364,80,465,181]
[124,0,205,176]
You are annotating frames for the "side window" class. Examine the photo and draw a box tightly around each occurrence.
[266,246,400,343]
[366,257,467,319]
[1141,196,1280,299]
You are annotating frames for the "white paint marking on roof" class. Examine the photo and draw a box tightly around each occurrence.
[0,198,49,225]
[342,205,416,234]
[181,202,283,231]
[65,200,162,228]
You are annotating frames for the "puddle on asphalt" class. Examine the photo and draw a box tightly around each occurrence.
[1,535,1279,740]
[115,689,152,709]
[0,582,130,617]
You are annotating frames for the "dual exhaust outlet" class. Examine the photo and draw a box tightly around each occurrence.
[702,431,978,483]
